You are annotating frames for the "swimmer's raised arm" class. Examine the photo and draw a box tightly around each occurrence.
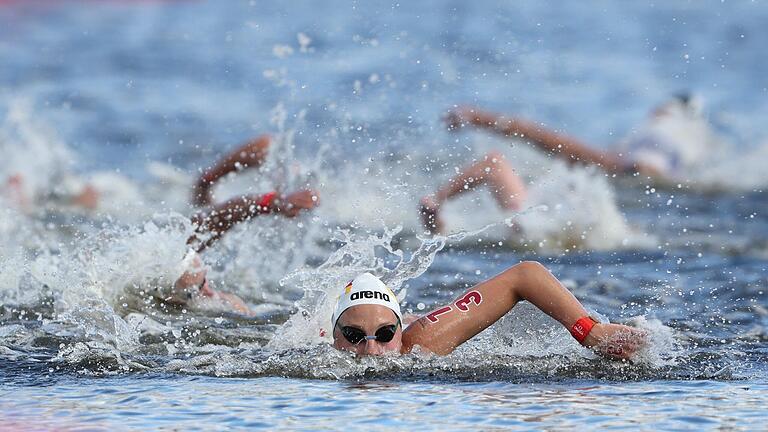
[188,189,319,252]
[446,106,628,175]
[193,135,271,206]
[402,261,646,360]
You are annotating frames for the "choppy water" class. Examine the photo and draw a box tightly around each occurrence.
[1,0,767,429]
[2,377,767,430]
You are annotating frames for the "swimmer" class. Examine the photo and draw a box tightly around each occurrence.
[419,151,527,234]
[2,171,101,212]
[188,134,320,251]
[164,135,320,314]
[445,94,720,182]
[331,266,647,360]
[163,249,253,315]
[191,135,273,207]
[0,101,102,213]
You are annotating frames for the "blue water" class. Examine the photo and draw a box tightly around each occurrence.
[2,376,767,430]
[1,0,768,429]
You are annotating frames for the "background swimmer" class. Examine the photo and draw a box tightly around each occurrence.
[0,101,103,212]
[445,94,722,183]
[419,151,527,235]
[188,134,320,251]
[162,135,320,314]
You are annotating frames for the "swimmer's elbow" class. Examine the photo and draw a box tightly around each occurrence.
[501,260,547,283]
[516,260,547,273]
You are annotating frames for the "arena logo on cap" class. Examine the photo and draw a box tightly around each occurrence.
[350,290,391,302]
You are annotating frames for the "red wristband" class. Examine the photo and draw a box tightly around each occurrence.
[570,316,598,343]
[257,192,277,212]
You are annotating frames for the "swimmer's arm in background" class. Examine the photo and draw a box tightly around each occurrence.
[33,172,100,210]
[192,135,272,206]
[187,189,319,252]
[445,106,627,175]
[401,261,646,360]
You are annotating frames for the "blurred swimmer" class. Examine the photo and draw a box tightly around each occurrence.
[162,249,253,315]
[1,173,100,212]
[0,100,103,213]
[188,134,320,251]
[164,135,320,315]
[445,94,722,182]
[331,266,646,360]
[419,151,527,234]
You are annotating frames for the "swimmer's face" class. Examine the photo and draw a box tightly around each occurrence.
[174,255,214,297]
[332,304,402,356]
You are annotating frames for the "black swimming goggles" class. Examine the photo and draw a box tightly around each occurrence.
[336,321,400,345]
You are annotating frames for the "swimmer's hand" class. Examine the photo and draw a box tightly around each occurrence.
[621,160,667,181]
[444,106,476,132]
[583,323,648,361]
[635,162,670,183]
[445,105,501,132]
[274,189,320,218]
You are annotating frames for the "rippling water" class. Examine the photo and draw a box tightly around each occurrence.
[1,0,767,429]
[1,377,767,430]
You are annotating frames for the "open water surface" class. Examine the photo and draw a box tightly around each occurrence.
[1,0,767,429]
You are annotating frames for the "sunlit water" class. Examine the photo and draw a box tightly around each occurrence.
[1,0,767,429]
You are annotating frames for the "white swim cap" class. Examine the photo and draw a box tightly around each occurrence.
[331,273,402,328]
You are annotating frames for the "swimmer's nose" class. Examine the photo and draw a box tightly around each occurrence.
[360,339,383,356]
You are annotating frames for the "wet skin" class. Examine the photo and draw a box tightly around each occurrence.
[331,263,647,360]
[173,254,252,316]
[332,305,403,356]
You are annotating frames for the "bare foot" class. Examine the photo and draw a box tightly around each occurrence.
[419,196,444,235]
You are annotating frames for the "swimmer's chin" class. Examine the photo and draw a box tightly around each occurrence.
[331,342,436,358]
